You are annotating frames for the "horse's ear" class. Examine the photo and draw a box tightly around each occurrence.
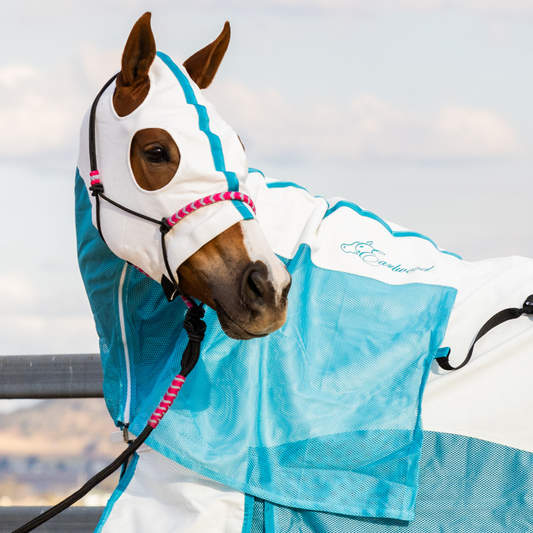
[183,22,230,89]
[114,12,156,117]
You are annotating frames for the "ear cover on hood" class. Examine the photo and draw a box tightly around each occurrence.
[77,52,253,284]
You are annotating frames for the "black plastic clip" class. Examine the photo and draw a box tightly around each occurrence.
[89,182,104,196]
[160,217,172,235]
[522,295,533,315]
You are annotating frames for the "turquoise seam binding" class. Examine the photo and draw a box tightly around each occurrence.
[263,178,461,260]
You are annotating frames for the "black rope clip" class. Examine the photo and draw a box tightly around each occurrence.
[89,182,104,196]
[160,217,172,234]
[184,304,207,342]
[521,295,533,315]
[180,304,206,377]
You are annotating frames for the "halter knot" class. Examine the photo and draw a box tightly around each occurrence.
[183,305,207,343]
[521,295,533,315]
[89,182,104,197]
[160,217,172,234]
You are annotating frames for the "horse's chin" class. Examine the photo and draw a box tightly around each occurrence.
[215,302,269,341]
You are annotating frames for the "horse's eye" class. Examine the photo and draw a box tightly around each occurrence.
[144,146,168,162]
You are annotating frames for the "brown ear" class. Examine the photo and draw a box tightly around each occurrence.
[183,22,230,89]
[114,12,156,117]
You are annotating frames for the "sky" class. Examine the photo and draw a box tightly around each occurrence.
[1,1,533,410]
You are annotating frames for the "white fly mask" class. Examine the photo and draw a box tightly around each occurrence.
[77,52,254,295]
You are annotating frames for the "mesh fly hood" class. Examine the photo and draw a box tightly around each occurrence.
[77,52,253,284]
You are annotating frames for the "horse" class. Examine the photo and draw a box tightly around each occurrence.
[75,13,533,533]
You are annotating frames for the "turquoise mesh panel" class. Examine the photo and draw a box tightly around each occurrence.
[75,170,128,423]
[128,245,456,520]
[263,431,533,532]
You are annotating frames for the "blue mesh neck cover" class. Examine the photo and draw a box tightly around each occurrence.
[76,166,459,520]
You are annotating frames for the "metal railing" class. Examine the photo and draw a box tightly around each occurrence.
[0,354,106,532]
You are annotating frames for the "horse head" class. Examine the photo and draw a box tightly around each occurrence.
[78,13,291,340]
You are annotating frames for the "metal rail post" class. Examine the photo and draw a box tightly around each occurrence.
[0,354,107,531]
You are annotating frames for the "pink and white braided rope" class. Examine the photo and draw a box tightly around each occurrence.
[148,375,186,428]
[167,191,255,227]
[89,171,256,224]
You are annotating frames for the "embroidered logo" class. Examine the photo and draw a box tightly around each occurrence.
[341,240,434,274]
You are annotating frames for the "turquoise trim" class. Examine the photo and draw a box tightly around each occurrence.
[233,199,254,220]
[241,494,255,533]
[265,501,276,533]
[326,200,462,259]
[266,180,309,192]
[248,167,265,177]
[93,453,140,533]
[435,346,451,360]
[156,51,242,197]
[265,181,460,259]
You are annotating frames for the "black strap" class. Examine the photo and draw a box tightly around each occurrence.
[12,305,206,533]
[89,73,118,173]
[437,295,533,371]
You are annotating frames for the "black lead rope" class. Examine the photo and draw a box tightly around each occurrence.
[436,295,533,371]
[12,305,206,533]
[88,73,117,245]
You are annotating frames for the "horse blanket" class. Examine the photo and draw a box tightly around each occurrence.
[76,162,533,532]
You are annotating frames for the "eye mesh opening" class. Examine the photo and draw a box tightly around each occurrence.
[130,127,181,191]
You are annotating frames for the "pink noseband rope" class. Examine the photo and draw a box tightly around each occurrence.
[167,191,255,227]
[90,172,256,229]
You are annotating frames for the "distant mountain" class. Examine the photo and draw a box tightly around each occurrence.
[0,398,123,459]
[0,399,125,504]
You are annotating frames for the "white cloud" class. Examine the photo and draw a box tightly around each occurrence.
[0,46,120,163]
[0,42,521,166]
[206,81,522,163]
[0,64,83,157]
[25,0,533,17]
[169,0,533,17]
[248,0,533,17]
[0,314,98,356]
[0,271,98,356]
[0,274,36,311]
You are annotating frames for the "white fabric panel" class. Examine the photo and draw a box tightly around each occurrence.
[247,172,462,288]
[423,256,533,452]
[100,448,245,533]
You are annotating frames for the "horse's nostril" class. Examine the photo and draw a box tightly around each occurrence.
[241,263,270,308]
[248,271,264,300]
